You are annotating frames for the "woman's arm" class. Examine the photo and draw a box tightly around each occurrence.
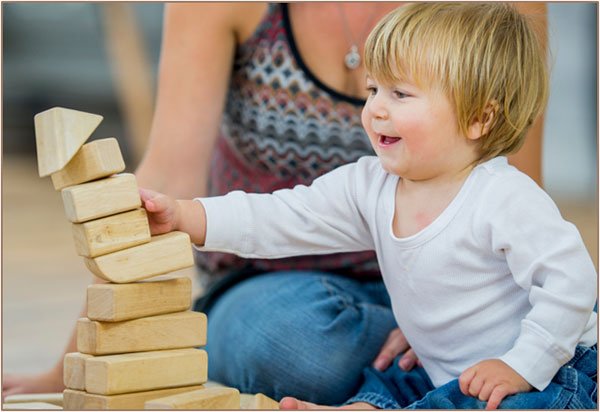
[508,2,547,187]
[135,3,240,199]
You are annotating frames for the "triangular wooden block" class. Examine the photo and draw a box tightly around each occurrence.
[35,107,103,177]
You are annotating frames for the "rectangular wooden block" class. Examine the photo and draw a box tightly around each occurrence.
[145,387,240,410]
[84,231,194,283]
[3,393,63,407]
[64,352,93,390]
[51,137,125,190]
[61,173,140,223]
[240,393,280,410]
[2,402,61,410]
[72,208,150,258]
[87,276,192,322]
[63,385,204,410]
[85,348,207,395]
[77,311,207,355]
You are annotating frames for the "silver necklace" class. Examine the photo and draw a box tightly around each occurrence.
[337,4,379,70]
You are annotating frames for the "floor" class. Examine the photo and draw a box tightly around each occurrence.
[2,155,598,376]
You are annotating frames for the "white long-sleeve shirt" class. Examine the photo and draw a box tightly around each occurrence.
[197,156,597,390]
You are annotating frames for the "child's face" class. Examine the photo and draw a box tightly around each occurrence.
[361,76,480,181]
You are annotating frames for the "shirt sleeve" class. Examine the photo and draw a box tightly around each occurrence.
[483,175,597,390]
[194,158,378,258]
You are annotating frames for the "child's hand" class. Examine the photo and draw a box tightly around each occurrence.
[139,188,181,235]
[459,359,532,410]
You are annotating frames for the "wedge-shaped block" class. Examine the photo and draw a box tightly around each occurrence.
[77,311,207,355]
[62,173,140,223]
[72,209,150,258]
[84,232,194,283]
[50,138,125,190]
[240,393,280,410]
[63,385,204,410]
[85,348,207,395]
[64,352,93,390]
[3,393,63,407]
[87,276,192,322]
[145,387,240,410]
[35,107,103,177]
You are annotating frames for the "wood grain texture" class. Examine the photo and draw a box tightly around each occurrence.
[72,209,150,258]
[77,311,207,355]
[61,173,140,223]
[34,107,103,177]
[50,137,125,190]
[84,232,194,283]
[63,385,204,410]
[86,276,191,322]
[84,348,207,395]
[64,352,93,390]
[240,393,280,410]
[145,387,240,410]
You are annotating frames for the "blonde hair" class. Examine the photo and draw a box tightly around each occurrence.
[365,2,548,160]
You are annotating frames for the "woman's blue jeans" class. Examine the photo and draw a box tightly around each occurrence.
[346,345,597,409]
[203,270,397,404]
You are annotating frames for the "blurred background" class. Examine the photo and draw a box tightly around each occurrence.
[2,3,598,376]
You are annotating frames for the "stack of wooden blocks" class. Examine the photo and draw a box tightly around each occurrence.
[33,107,279,410]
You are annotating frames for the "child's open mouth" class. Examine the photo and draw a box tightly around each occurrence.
[379,135,402,146]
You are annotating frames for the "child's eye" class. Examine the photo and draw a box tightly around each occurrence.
[366,86,378,95]
[393,90,409,99]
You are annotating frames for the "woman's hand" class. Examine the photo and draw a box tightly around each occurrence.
[373,327,422,371]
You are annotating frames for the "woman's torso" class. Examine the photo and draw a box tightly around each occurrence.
[198,3,399,280]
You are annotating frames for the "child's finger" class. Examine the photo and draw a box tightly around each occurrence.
[485,386,508,410]
[458,368,475,396]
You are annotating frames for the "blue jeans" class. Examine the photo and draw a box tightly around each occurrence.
[346,345,598,409]
[202,271,397,404]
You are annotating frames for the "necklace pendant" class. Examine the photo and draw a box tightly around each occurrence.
[344,45,361,70]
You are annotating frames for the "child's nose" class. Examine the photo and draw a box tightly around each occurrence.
[368,95,388,120]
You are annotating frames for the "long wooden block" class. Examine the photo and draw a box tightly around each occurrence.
[72,209,150,258]
[2,401,61,409]
[64,352,93,390]
[145,387,240,410]
[51,137,125,190]
[3,393,63,407]
[84,232,194,283]
[34,107,103,177]
[61,173,140,223]
[77,311,207,355]
[87,276,192,322]
[240,393,280,410]
[85,348,207,395]
[63,385,204,410]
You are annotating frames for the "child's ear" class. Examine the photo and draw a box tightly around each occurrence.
[467,101,498,141]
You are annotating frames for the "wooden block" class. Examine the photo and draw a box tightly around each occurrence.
[85,348,207,395]
[34,107,103,177]
[87,276,191,322]
[50,138,125,190]
[84,232,194,283]
[2,402,61,409]
[3,393,63,407]
[145,387,240,410]
[72,209,150,258]
[77,311,207,355]
[64,352,93,390]
[63,386,204,410]
[240,393,280,410]
[61,173,140,223]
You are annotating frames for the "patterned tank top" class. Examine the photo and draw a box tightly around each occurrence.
[197,3,381,283]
